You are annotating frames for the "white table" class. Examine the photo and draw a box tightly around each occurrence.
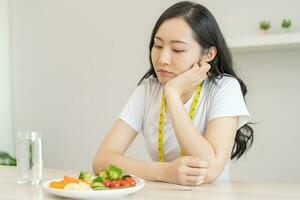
[1,166,300,200]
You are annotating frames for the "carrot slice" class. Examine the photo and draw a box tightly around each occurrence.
[49,181,65,189]
[49,175,92,189]
[63,175,81,184]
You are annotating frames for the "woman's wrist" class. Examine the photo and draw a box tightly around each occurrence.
[164,86,181,102]
[150,161,169,182]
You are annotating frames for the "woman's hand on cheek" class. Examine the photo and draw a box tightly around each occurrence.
[162,156,209,186]
[164,61,211,97]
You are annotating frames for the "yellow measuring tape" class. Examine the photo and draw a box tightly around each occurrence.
[158,83,203,162]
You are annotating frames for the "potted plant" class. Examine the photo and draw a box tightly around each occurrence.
[259,20,271,34]
[0,151,16,166]
[281,19,292,33]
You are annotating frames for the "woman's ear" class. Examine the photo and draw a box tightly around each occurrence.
[202,46,217,62]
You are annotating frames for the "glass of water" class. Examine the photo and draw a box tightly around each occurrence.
[17,131,43,185]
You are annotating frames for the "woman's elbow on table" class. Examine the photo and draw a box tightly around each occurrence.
[92,152,106,175]
[203,172,218,184]
[203,161,225,184]
[92,158,100,175]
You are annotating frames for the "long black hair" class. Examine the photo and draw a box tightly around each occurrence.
[138,1,253,160]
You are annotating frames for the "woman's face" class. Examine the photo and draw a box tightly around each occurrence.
[151,17,203,85]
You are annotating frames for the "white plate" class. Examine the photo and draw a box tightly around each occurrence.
[42,177,145,199]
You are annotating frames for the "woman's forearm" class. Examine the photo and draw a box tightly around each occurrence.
[164,88,216,162]
[93,151,168,182]
[164,87,237,183]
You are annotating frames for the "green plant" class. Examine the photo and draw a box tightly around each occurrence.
[0,151,16,166]
[281,19,292,29]
[259,20,271,30]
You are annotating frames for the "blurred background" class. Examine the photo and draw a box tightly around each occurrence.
[1,0,300,182]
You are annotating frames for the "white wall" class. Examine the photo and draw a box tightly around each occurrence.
[231,49,300,182]
[0,0,14,155]
[10,0,300,182]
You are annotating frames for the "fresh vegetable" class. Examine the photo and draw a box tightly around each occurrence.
[125,178,136,187]
[64,182,91,191]
[97,165,123,180]
[107,165,123,180]
[99,170,108,179]
[100,177,136,188]
[49,181,65,189]
[92,176,104,183]
[121,175,132,179]
[49,164,136,191]
[79,171,92,181]
[91,182,106,190]
[110,180,122,188]
[103,180,112,188]
[64,175,82,184]
[49,175,88,189]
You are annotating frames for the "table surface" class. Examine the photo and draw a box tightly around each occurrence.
[1,166,300,200]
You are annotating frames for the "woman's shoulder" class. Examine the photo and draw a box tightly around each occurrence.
[215,74,239,85]
[204,74,242,98]
[206,74,240,89]
[134,77,161,110]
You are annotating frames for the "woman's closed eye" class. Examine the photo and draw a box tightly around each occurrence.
[154,44,162,49]
[153,44,185,53]
[173,49,185,53]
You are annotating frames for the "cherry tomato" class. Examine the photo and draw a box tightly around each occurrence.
[127,178,136,186]
[121,178,136,187]
[120,179,131,187]
[103,180,111,187]
[110,180,121,188]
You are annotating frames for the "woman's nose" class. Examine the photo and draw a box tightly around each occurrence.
[158,49,171,66]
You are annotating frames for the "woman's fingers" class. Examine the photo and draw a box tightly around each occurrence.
[179,164,208,176]
[169,156,209,186]
[185,166,208,176]
[199,61,211,72]
[179,157,209,185]
[194,61,210,72]
[186,62,210,76]
[184,175,205,183]
[179,174,205,186]
[181,156,209,168]
[191,62,210,83]
[184,178,204,186]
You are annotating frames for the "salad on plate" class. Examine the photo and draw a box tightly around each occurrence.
[48,165,138,191]
[43,164,145,199]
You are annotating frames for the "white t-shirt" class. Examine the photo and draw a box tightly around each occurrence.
[119,76,251,181]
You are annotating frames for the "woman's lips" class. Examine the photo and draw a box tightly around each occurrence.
[157,69,174,77]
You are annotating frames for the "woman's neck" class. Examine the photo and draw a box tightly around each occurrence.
[181,86,197,104]
[164,85,197,113]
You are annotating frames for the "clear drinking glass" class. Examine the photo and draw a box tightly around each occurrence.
[17,131,43,185]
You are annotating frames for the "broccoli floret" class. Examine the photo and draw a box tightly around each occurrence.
[107,165,123,180]
[99,170,108,180]
[91,182,107,190]
[78,171,92,181]
[92,176,103,183]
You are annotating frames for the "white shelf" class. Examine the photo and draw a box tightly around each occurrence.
[227,32,300,53]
